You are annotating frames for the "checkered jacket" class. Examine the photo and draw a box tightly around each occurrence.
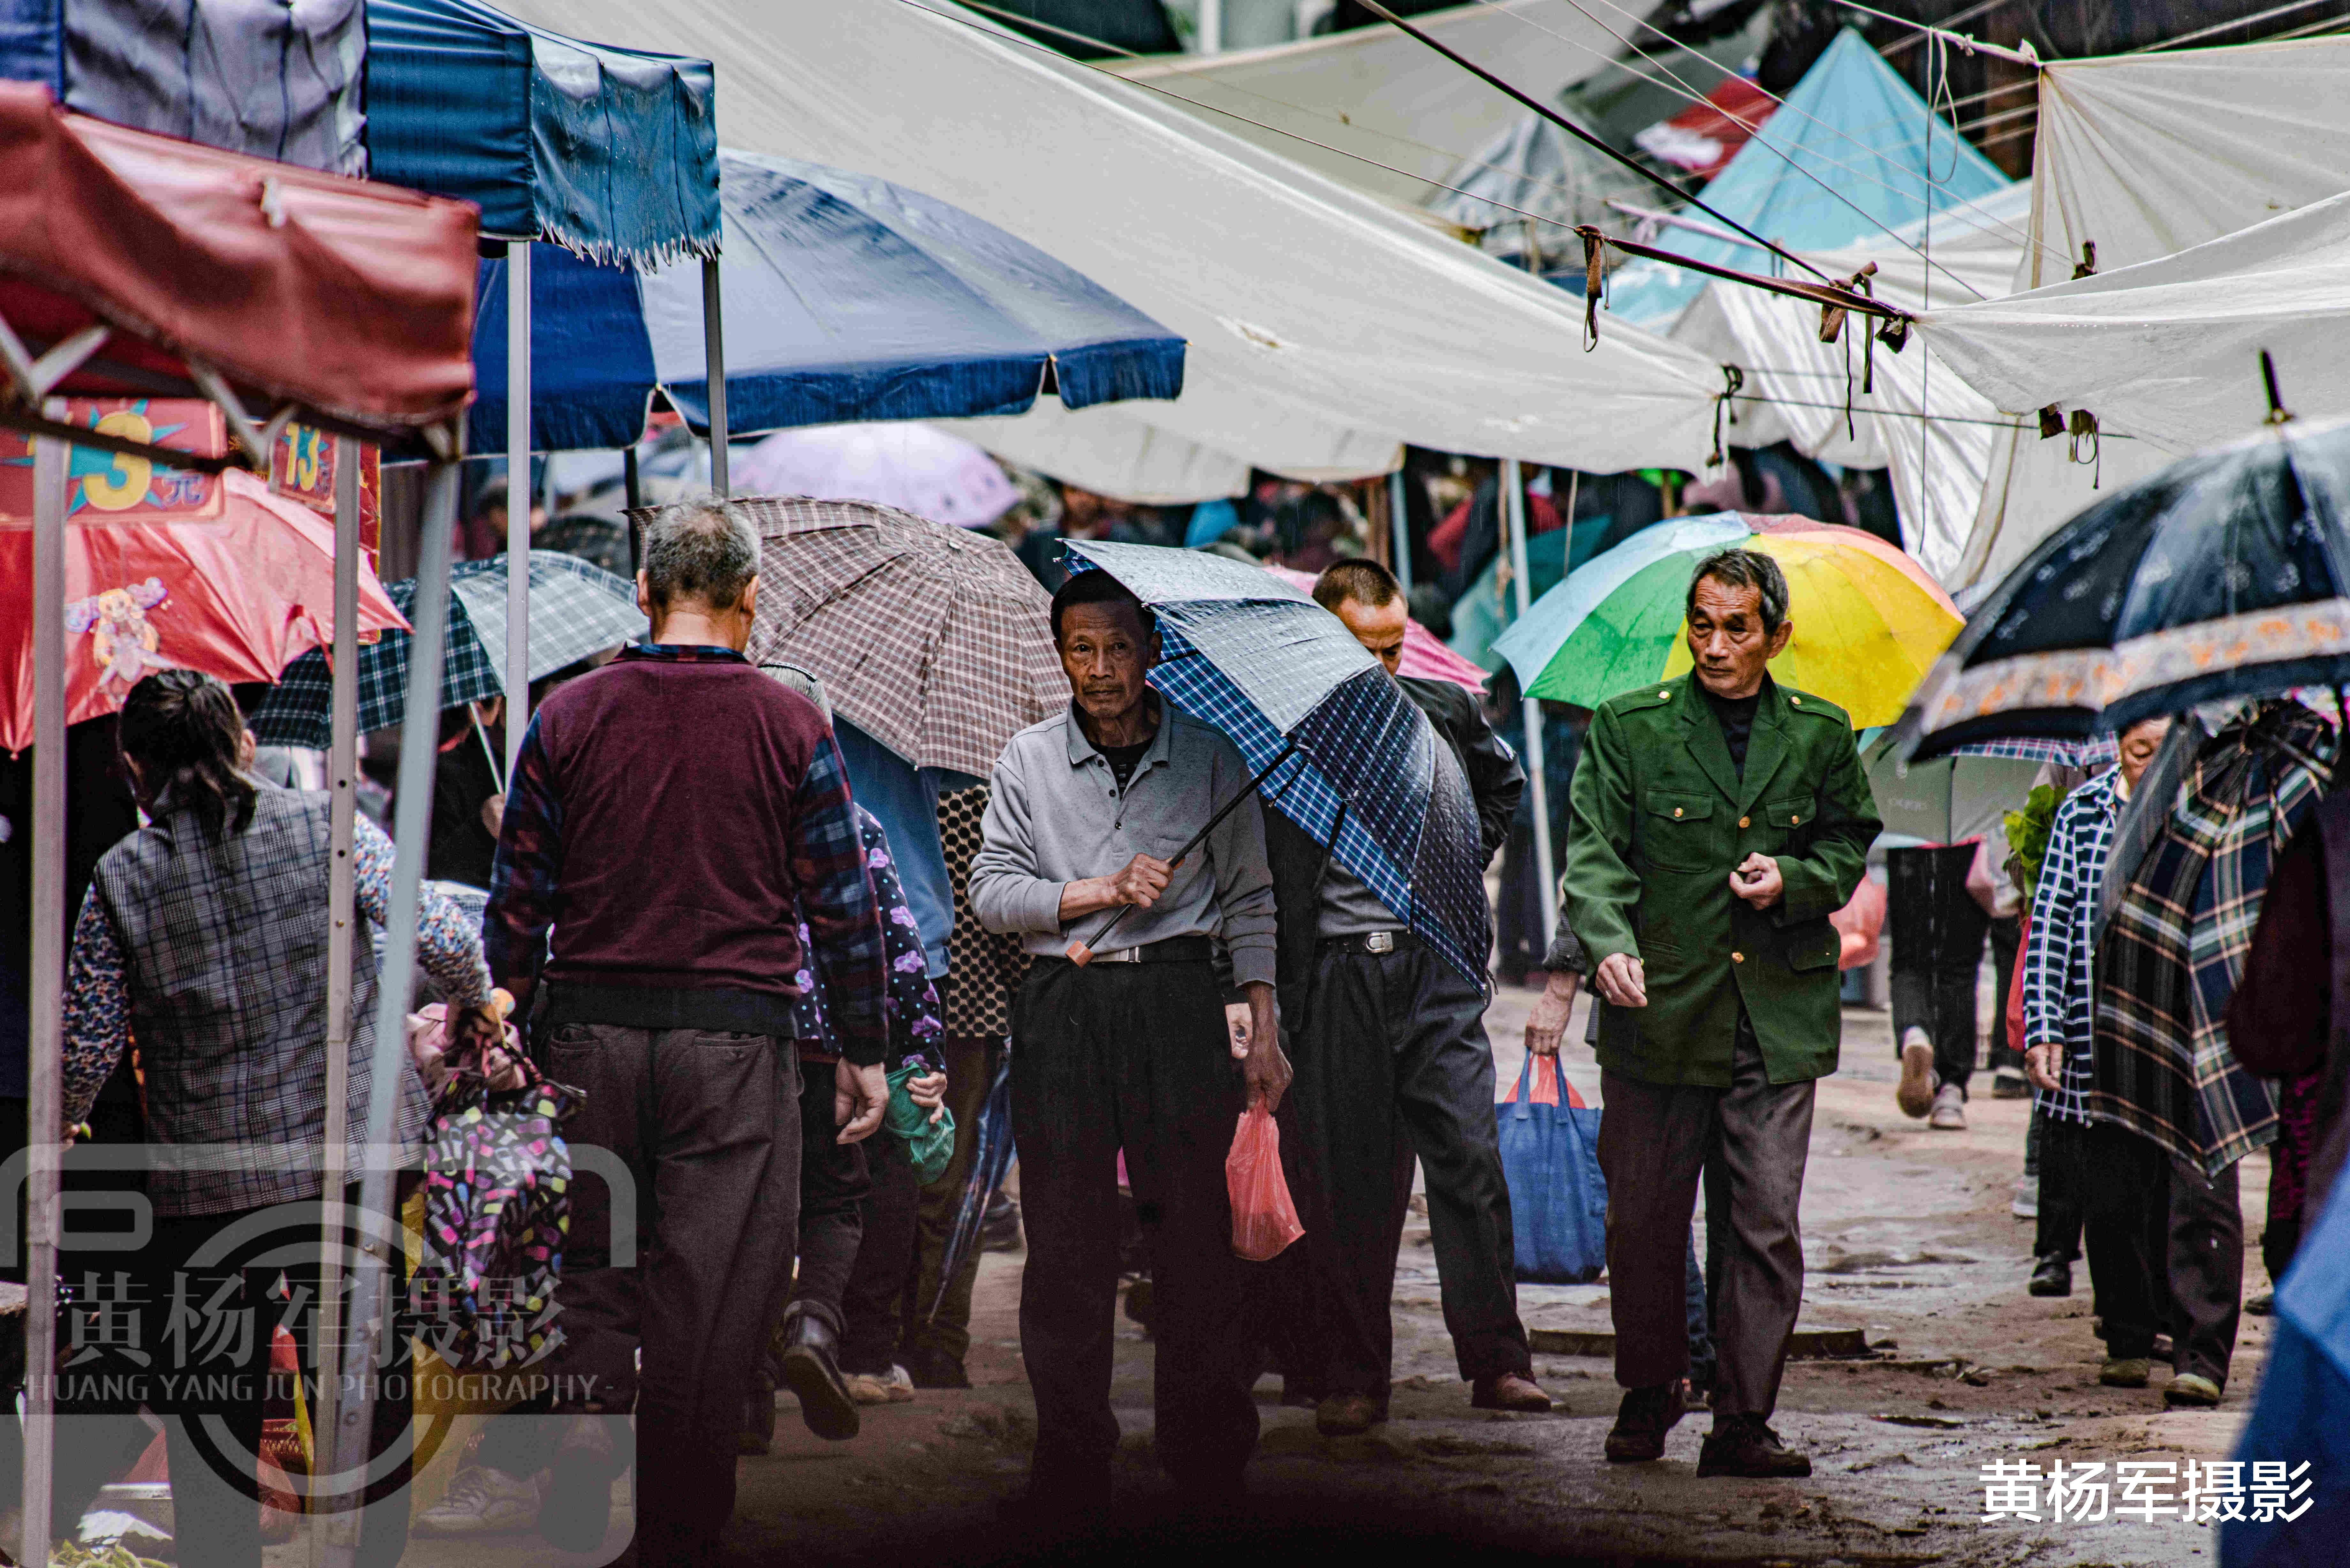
[2022,767,2121,1126]
[85,787,438,1216]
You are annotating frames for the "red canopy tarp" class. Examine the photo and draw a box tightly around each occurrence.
[0,82,478,448]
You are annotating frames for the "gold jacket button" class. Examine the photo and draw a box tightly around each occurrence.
[1673,807,1683,817]
[1791,695,1803,705]
[1738,815,1750,828]
[1791,813,1802,824]
[1732,951,1745,963]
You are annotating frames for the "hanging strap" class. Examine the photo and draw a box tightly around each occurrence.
[1509,1052,1536,1120]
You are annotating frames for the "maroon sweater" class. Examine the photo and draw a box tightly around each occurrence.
[485,645,887,1060]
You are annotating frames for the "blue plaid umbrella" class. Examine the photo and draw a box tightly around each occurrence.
[249,550,643,746]
[1066,541,1490,989]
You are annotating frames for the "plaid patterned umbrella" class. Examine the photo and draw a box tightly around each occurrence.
[1067,540,1491,990]
[733,496,1069,778]
[248,550,641,746]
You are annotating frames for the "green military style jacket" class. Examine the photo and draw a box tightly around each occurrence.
[1563,673,1879,1088]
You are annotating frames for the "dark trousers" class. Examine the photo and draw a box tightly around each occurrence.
[2036,1109,2090,1263]
[2080,1119,2244,1387]
[1286,944,1531,1397]
[905,1035,1004,1364]
[541,1023,800,1564]
[1011,959,1258,1488]
[789,1053,869,1336]
[1988,916,2022,1070]
[1598,1020,1816,1419]
[841,1128,919,1374]
[27,1197,413,1568]
[1888,845,1991,1096]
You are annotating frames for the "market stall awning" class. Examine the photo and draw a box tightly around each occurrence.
[0,81,478,453]
[365,0,720,266]
[465,149,1186,452]
[489,0,1725,476]
[0,0,364,173]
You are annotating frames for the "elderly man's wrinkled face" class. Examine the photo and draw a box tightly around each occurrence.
[1058,601,1157,727]
[2118,718,2171,792]
[1687,575,1793,701]
[1332,594,1411,677]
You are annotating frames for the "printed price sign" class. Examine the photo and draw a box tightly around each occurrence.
[0,399,226,522]
[270,422,382,573]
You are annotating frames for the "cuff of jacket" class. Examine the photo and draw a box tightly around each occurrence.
[1542,921,1588,974]
[1228,940,1277,991]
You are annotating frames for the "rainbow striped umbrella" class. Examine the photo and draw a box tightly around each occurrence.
[1491,513,1961,727]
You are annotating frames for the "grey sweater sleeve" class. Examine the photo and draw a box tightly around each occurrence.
[968,747,1067,938]
[1206,736,1278,989]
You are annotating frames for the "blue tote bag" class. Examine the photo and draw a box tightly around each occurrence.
[1497,1056,1610,1284]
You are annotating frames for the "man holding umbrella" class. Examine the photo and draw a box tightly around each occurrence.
[1267,558,1552,1434]
[1563,549,1877,1477]
[970,568,1289,1507]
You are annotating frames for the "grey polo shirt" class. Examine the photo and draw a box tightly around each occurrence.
[969,702,1279,988]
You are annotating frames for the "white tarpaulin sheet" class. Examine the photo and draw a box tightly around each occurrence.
[1670,185,2031,584]
[491,0,1726,490]
[1954,35,2350,592]
[1921,189,2350,455]
[1106,0,1626,206]
[944,404,1255,502]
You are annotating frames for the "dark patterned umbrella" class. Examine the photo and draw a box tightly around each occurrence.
[1896,417,2350,760]
[1067,540,1490,989]
[248,550,642,746]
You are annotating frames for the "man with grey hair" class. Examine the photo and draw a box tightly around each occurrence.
[1561,547,1878,1478]
[486,497,889,1561]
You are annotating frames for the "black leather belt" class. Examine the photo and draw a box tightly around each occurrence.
[1319,930,1421,956]
[1049,934,1215,965]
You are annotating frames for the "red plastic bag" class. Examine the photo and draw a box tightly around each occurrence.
[1226,1102,1305,1261]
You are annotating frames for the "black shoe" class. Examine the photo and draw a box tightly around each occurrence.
[2028,1255,2073,1297]
[778,1303,862,1441]
[1697,1413,1812,1478]
[538,1415,625,1551]
[903,1343,973,1390]
[1604,1380,1686,1463]
[982,1193,1024,1252]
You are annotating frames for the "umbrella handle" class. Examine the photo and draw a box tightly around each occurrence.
[1064,741,1303,965]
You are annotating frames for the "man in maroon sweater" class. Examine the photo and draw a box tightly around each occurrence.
[486,499,887,1562]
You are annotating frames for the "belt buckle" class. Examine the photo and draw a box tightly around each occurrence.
[1366,931,1395,954]
[1101,946,1140,964]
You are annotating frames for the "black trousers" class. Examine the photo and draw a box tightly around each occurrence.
[1010,958,1258,1488]
[840,1126,919,1374]
[2035,1108,2090,1263]
[1987,916,2023,1070]
[1285,944,1530,1399]
[2080,1119,2244,1387]
[789,1053,870,1338]
[541,1023,800,1565]
[1888,844,1991,1096]
[905,1035,1004,1365]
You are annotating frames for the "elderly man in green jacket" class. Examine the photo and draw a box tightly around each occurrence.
[1563,548,1878,1479]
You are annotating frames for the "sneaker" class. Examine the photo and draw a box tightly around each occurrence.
[538,1415,624,1552]
[1697,1413,1812,1478]
[1604,1380,1686,1463]
[2099,1357,2151,1388]
[777,1304,861,1441]
[2028,1255,2072,1297]
[1990,1067,2030,1099]
[415,1466,541,1535]
[2010,1175,2039,1218]
[843,1365,917,1406]
[2165,1373,2223,1408]
[1896,1031,1937,1119]
[1929,1082,1967,1130]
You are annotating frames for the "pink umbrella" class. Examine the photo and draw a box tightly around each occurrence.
[1265,565,1488,693]
[734,422,1020,528]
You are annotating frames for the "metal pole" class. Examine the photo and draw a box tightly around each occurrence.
[1388,468,1413,594]
[20,431,66,1568]
[506,243,532,781]
[1502,459,1558,952]
[318,460,459,1568]
[307,438,363,1566]
[702,258,729,498]
[1198,0,1222,52]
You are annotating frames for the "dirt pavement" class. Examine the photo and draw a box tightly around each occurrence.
[386,985,2270,1568]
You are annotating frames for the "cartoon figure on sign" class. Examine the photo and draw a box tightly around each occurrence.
[67,580,171,692]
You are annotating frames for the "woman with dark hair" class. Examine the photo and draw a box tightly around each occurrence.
[52,669,496,1565]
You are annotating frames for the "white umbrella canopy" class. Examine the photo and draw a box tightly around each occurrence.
[735,422,1022,527]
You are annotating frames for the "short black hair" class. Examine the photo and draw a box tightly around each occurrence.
[1050,569,1155,644]
[1686,547,1790,633]
[1312,558,1401,614]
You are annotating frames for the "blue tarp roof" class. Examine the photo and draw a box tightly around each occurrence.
[365,0,720,268]
[1589,29,2013,329]
[467,150,1186,454]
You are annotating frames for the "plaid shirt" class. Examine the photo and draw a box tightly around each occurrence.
[2023,767,2122,1125]
[486,642,888,1061]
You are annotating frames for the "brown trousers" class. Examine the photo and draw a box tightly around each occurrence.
[541,1023,802,1565]
[1597,1019,1816,1420]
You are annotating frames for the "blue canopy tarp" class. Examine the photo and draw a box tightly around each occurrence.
[1582,29,2012,330]
[468,149,1187,453]
[0,0,362,172]
[364,0,718,267]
